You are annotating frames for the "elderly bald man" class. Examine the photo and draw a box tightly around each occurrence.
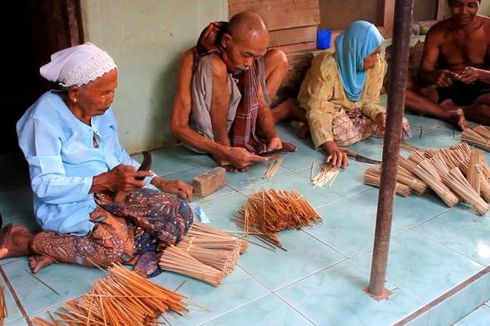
[170,11,299,172]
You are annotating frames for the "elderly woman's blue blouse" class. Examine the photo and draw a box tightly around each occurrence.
[17,90,141,236]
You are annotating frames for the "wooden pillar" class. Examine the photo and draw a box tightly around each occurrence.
[366,0,413,300]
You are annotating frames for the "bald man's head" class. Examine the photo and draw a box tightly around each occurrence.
[227,11,269,42]
[221,11,270,74]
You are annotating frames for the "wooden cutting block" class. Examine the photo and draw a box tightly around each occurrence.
[192,167,227,197]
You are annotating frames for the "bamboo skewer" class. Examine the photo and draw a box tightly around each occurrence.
[473,125,490,139]
[443,167,489,215]
[395,165,428,195]
[311,164,340,188]
[367,143,490,214]
[462,127,490,151]
[32,263,187,325]
[413,157,459,207]
[0,286,6,326]
[467,151,484,195]
[264,158,282,179]
[159,245,224,286]
[400,141,428,153]
[363,168,412,197]
[188,222,248,253]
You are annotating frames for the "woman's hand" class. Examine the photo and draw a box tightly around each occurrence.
[92,164,152,193]
[153,178,193,200]
[375,112,386,135]
[323,141,349,168]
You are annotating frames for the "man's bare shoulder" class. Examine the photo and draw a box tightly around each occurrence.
[209,54,228,77]
[477,15,490,34]
[427,20,450,37]
[180,48,195,67]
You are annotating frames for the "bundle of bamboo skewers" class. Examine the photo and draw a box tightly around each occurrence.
[462,125,490,151]
[237,189,321,248]
[363,168,412,197]
[32,263,187,325]
[159,222,248,286]
[160,245,224,287]
[363,142,490,215]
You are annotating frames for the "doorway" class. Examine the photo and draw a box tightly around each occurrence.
[0,0,83,155]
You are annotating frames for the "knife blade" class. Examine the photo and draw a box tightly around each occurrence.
[343,149,381,164]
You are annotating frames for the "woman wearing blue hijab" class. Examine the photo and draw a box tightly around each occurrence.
[298,21,410,168]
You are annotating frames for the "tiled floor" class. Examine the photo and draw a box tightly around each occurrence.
[2,113,490,325]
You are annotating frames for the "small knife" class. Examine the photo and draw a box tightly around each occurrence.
[343,149,381,164]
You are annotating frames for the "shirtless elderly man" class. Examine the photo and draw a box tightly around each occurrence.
[406,0,490,128]
[170,11,297,171]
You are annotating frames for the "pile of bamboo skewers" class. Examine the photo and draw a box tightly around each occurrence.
[236,189,321,248]
[362,142,490,215]
[159,222,248,287]
[462,125,490,151]
[32,263,187,325]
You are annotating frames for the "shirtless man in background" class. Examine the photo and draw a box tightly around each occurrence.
[406,0,490,127]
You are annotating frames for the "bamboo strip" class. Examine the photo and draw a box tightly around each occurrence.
[462,128,490,151]
[311,164,340,188]
[32,264,187,326]
[237,189,320,247]
[0,286,6,326]
[160,245,224,286]
[363,168,412,196]
[386,164,428,195]
[264,158,283,179]
[413,158,459,207]
[474,125,490,139]
[467,150,484,195]
[443,167,489,215]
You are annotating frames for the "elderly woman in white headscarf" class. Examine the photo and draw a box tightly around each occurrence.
[1,43,193,276]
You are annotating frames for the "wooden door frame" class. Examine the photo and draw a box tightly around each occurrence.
[382,0,447,37]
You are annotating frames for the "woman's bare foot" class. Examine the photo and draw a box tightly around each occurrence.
[28,255,55,273]
[296,124,310,139]
[0,224,33,259]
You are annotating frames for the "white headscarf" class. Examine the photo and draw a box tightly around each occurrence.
[40,42,117,87]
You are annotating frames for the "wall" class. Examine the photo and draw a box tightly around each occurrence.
[480,0,490,16]
[80,0,227,153]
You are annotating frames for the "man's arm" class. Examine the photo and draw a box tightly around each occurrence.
[170,50,229,159]
[210,55,232,146]
[418,25,454,87]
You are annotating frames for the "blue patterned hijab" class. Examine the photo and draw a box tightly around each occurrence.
[334,21,384,101]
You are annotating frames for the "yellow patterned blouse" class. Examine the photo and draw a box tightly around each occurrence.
[297,49,386,149]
